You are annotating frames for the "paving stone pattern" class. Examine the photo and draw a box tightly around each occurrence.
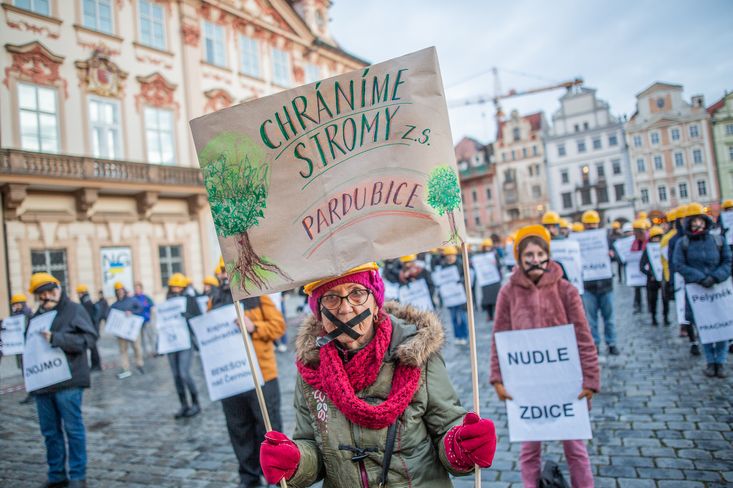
[1,285,731,487]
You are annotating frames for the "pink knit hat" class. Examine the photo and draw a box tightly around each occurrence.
[307,269,385,318]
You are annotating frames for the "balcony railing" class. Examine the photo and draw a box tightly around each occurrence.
[0,148,204,190]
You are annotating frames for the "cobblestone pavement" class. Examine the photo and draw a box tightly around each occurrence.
[2,284,732,487]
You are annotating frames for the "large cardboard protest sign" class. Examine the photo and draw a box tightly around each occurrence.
[495,324,592,442]
[646,243,664,282]
[569,229,613,281]
[101,247,134,297]
[190,47,465,300]
[674,273,687,324]
[0,315,25,356]
[472,253,501,287]
[23,312,72,392]
[686,278,733,344]
[432,265,461,287]
[156,297,192,355]
[105,308,144,342]
[624,251,647,287]
[398,278,434,311]
[550,240,584,294]
[720,212,733,245]
[613,236,635,264]
[196,295,210,315]
[190,305,264,401]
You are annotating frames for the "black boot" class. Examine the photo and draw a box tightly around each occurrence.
[690,343,701,356]
[174,393,190,418]
[716,364,727,379]
[704,364,716,377]
[663,316,670,326]
[651,317,659,326]
[184,393,201,417]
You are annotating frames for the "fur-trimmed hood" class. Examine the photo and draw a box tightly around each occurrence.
[295,301,444,368]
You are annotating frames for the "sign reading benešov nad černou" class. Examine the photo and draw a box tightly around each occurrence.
[190,47,465,300]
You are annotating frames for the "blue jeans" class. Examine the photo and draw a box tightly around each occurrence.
[703,340,729,365]
[582,290,616,347]
[168,348,198,397]
[448,305,468,340]
[35,388,87,482]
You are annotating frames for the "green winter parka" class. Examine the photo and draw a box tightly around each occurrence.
[289,302,473,488]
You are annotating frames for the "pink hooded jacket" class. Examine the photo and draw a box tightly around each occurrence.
[489,260,601,392]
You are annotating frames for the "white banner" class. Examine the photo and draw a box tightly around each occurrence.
[190,305,263,401]
[472,253,501,287]
[503,244,516,267]
[398,279,434,311]
[105,308,144,342]
[0,315,26,356]
[686,278,733,344]
[23,312,72,392]
[381,268,401,301]
[721,212,733,246]
[613,236,635,264]
[101,247,134,297]
[156,297,191,355]
[196,295,210,315]
[646,243,664,282]
[569,229,613,281]
[439,281,467,307]
[674,273,687,325]
[550,240,584,295]
[432,265,461,287]
[624,251,647,287]
[494,324,592,442]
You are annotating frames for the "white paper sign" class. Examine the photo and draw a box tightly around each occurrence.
[624,251,647,287]
[105,308,144,342]
[156,297,191,355]
[101,247,134,297]
[432,266,461,287]
[196,295,210,315]
[383,278,400,302]
[439,281,467,307]
[23,312,72,392]
[398,279,434,311]
[190,305,264,401]
[661,242,669,262]
[472,253,501,287]
[569,229,613,281]
[613,236,635,264]
[646,243,664,282]
[494,324,592,442]
[551,240,584,294]
[504,244,516,267]
[686,278,733,344]
[721,212,733,246]
[674,273,687,325]
[1,315,26,356]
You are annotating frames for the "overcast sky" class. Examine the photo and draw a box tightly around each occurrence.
[329,0,733,144]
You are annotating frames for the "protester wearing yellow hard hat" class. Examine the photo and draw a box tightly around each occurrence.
[640,225,669,325]
[581,210,600,229]
[571,222,585,233]
[29,272,61,294]
[11,293,28,305]
[541,210,562,239]
[110,277,145,379]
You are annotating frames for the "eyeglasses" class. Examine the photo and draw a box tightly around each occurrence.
[320,288,371,310]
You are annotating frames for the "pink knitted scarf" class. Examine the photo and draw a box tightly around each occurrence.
[297,314,422,430]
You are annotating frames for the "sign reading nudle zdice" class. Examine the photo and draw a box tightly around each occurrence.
[190,47,465,299]
[495,324,592,442]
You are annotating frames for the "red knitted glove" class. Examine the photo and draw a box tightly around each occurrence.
[444,413,497,470]
[260,431,301,484]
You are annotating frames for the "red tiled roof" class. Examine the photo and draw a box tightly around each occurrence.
[707,95,726,115]
[454,136,484,161]
[497,111,543,142]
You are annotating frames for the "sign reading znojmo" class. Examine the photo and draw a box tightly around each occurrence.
[686,278,733,344]
[495,325,592,442]
[190,47,465,300]
[23,311,72,393]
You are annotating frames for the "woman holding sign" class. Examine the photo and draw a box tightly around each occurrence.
[490,225,599,488]
[640,226,669,326]
[259,263,497,487]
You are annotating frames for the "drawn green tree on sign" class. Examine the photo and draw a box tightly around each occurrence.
[426,165,464,244]
[199,132,291,292]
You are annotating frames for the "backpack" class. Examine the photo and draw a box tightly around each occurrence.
[538,460,570,488]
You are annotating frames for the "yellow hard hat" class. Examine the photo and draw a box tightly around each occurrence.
[666,208,677,222]
[685,202,705,218]
[29,272,61,294]
[11,293,28,304]
[559,218,571,229]
[581,210,600,225]
[113,281,125,290]
[76,284,89,294]
[572,222,585,233]
[303,262,379,296]
[399,254,417,263]
[541,210,561,225]
[167,273,188,288]
[216,256,226,274]
[632,218,647,230]
[722,199,733,210]
[611,221,621,230]
[514,225,551,261]
[481,238,494,248]
[637,211,648,220]
[648,226,664,238]
[203,275,219,287]
[441,246,459,256]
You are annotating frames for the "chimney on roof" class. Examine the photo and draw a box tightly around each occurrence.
[691,95,704,108]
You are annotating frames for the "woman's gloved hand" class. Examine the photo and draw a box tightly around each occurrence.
[444,412,497,470]
[260,431,300,484]
[700,276,716,288]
